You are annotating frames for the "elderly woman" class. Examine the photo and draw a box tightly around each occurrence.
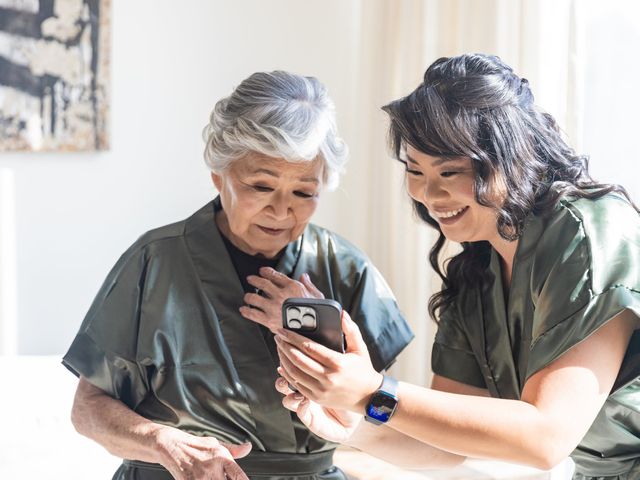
[63,71,413,480]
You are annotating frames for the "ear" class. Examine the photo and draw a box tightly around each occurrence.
[211,171,222,192]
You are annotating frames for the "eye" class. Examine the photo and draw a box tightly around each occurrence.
[252,185,273,192]
[399,159,423,176]
[440,171,459,178]
[294,191,315,199]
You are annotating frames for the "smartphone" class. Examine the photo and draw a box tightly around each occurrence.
[281,298,345,353]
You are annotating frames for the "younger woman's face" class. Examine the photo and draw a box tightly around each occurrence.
[402,145,502,245]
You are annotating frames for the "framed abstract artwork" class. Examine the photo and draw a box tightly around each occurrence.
[0,0,110,152]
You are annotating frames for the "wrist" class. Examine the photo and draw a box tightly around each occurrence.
[356,371,384,412]
[150,424,179,467]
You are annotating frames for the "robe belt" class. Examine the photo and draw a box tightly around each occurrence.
[122,449,335,476]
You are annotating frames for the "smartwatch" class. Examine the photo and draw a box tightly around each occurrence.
[364,375,399,425]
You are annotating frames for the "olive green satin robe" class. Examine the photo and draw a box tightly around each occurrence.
[432,193,640,479]
[63,199,414,480]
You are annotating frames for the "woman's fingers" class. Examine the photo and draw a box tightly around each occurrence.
[238,305,271,328]
[341,311,369,355]
[223,460,250,480]
[275,376,295,395]
[282,392,306,412]
[258,267,294,288]
[245,275,279,298]
[299,273,325,298]
[243,292,275,313]
[221,442,252,459]
[280,346,319,396]
[276,328,341,369]
[275,336,330,377]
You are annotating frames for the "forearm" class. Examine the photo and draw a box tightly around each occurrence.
[381,382,562,469]
[345,418,465,469]
[71,377,165,464]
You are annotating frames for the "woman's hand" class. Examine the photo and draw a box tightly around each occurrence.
[155,426,252,480]
[275,311,383,413]
[275,377,362,443]
[239,267,324,333]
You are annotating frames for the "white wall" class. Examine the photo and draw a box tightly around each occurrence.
[2,0,639,360]
[0,0,370,354]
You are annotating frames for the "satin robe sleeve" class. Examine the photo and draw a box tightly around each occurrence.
[346,262,414,372]
[431,301,487,389]
[62,240,150,409]
[525,195,640,381]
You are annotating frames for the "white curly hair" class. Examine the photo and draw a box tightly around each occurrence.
[202,71,348,190]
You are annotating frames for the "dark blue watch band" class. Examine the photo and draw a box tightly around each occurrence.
[364,375,399,425]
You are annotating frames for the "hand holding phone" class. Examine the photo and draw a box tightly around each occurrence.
[281,298,345,353]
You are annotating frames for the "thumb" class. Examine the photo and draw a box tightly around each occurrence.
[299,273,325,298]
[341,311,368,355]
[223,442,253,459]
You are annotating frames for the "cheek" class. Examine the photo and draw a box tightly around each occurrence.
[405,178,423,201]
[224,189,264,231]
[456,177,476,202]
[293,200,319,225]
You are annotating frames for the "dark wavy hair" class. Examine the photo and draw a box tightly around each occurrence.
[382,53,637,321]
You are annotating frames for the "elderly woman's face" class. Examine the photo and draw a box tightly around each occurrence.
[212,152,323,258]
[403,145,502,245]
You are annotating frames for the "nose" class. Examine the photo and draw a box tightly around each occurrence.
[410,176,446,204]
[424,177,444,200]
[268,191,291,220]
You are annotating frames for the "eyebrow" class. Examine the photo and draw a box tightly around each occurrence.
[405,154,465,167]
[250,168,320,184]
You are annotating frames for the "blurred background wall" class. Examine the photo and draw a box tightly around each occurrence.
[0,0,638,388]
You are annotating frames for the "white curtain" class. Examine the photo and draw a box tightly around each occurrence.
[351,0,582,386]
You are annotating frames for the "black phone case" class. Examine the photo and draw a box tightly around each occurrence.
[281,298,344,353]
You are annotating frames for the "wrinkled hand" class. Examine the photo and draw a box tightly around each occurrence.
[275,311,383,413]
[275,376,361,444]
[155,426,251,480]
[239,267,324,333]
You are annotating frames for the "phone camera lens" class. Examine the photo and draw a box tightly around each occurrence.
[287,318,302,329]
[301,313,316,328]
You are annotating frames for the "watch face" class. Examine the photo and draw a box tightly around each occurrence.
[366,391,398,423]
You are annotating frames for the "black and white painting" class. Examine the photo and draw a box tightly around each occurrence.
[0,0,110,151]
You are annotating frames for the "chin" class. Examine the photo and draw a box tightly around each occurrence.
[441,229,475,244]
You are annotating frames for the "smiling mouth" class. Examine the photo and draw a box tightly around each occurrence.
[432,206,469,223]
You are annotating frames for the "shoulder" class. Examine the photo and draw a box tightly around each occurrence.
[538,193,637,244]
[121,203,213,263]
[135,220,185,248]
[526,193,640,343]
[532,193,640,293]
[304,223,371,265]
[556,192,639,238]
